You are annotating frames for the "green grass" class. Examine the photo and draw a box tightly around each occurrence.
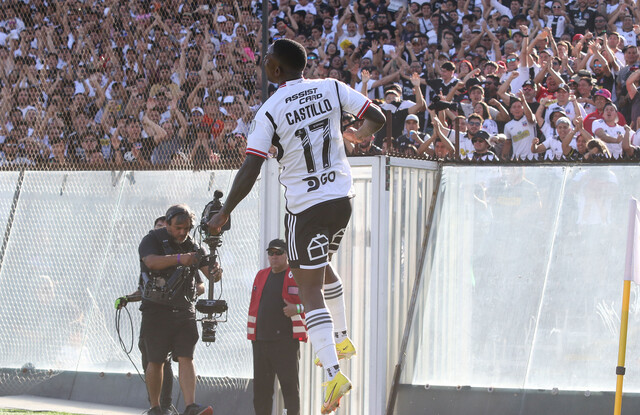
[0,411,85,414]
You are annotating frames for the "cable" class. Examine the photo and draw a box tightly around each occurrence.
[115,306,146,384]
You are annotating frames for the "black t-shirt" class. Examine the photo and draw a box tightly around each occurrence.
[425,77,459,101]
[594,73,615,93]
[564,148,585,161]
[568,6,596,35]
[374,103,410,146]
[256,270,292,341]
[401,77,417,103]
[138,228,204,311]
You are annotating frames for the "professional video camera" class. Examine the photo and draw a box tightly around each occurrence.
[428,96,460,112]
[195,190,230,342]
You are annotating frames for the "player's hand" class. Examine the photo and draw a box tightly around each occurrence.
[115,296,128,310]
[343,127,364,144]
[283,299,299,317]
[207,211,229,235]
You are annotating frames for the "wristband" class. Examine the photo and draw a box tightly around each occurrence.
[177,253,181,264]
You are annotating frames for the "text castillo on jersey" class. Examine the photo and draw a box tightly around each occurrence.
[285,98,333,125]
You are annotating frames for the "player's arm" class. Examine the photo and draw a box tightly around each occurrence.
[208,154,265,233]
[343,104,386,144]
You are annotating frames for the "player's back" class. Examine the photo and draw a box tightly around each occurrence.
[249,77,370,213]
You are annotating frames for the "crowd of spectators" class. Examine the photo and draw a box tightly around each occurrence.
[2,0,640,169]
[0,0,260,169]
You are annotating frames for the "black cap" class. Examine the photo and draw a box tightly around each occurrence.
[267,239,286,251]
[384,83,402,95]
[523,80,535,88]
[466,77,482,89]
[475,130,491,141]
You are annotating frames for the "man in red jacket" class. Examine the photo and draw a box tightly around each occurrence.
[248,239,307,415]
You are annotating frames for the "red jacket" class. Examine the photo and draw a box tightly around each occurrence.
[247,267,307,342]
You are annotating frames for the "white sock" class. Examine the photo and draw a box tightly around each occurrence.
[306,308,340,379]
[324,278,348,342]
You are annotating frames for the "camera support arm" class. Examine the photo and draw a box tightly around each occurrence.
[196,190,230,342]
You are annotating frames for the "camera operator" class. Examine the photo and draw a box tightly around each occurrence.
[138,204,220,415]
[115,215,178,415]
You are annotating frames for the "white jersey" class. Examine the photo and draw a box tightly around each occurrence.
[445,130,473,158]
[500,67,530,96]
[542,136,564,160]
[592,119,624,158]
[247,77,371,214]
[620,29,637,47]
[544,101,586,124]
[504,116,537,160]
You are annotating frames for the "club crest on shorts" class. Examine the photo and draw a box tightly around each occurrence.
[307,234,329,261]
[249,120,256,134]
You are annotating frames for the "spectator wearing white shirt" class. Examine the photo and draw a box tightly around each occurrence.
[608,8,638,47]
[543,83,588,125]
[547,1,569,39]
[593,102,626,158]
[294,0,317,16]
[531,116,571,160]
[490,0,522,19]
[502,96,537,160]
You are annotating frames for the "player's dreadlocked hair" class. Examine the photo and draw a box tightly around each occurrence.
[272,38,307,73]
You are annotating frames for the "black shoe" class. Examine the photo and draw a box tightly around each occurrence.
[146,407,163,415]
[182,403,213,415]
[161,404,179,415]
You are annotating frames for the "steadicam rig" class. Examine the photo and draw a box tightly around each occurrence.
[195,190,230,343]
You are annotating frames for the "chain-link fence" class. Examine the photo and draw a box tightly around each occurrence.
[0,170,260,397]
[0,1,263,172]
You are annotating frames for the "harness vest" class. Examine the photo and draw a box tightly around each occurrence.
[247,267,307,342]
[140,229,199,309]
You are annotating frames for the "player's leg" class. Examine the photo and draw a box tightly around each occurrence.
[322,199,356,361]
[290,266,340,377]
[314,264,356,368]
[318,199,354,413]
[324,264,350,343]
[286,202,352,414]
[286,210,340,377]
